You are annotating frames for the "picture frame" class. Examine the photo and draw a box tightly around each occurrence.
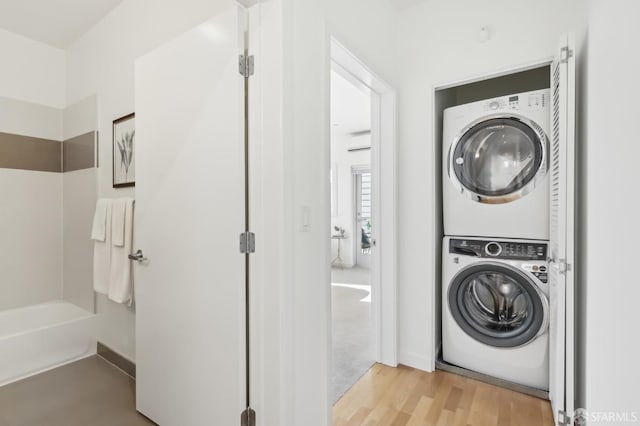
[112,113,135,188]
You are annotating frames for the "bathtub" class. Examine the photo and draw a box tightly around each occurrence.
[0,300,96,386]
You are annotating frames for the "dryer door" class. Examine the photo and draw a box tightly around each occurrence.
[449,116,548,204]
[448,262,548,348]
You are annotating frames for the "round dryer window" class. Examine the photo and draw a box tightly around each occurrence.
[449,116,548,203]
[448,263,547,348]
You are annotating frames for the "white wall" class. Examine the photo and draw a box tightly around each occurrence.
[65,0,236,361]
[581,0,640,420]
[0,28,65,109]
[395,0,588,370]
[280,0,398,423]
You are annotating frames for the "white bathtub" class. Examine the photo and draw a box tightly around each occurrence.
[0,300,96,386]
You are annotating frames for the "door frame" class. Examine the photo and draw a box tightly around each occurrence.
[330,37,398,367]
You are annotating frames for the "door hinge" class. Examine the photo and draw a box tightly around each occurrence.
[241,407,256,426]
[558,409,571,426]
[560,46,574,63]
[559,259,571,274]
[239,232,256,254]
[239,54,255,78]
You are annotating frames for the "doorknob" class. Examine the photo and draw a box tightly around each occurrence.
[128,249,147,262]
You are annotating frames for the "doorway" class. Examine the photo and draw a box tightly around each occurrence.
[330,68,373,403]
[329,38,398,405]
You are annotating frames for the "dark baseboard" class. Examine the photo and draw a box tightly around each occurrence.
[97,342,136,379]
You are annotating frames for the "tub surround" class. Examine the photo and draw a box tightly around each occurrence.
[0,95,98,313]
[0,93,99,386]
[62,95,99,313]
[0,96,64,311]
[0,129,96,173]
[63,131,97,172]
[0,132,62,172]
[0,168,63,311]
[0,95,98,175]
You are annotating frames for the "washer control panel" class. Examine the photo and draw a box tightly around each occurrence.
[522,263,549,283]
[449,238,547,261]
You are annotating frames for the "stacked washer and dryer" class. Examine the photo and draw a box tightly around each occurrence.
[441,89,551,391]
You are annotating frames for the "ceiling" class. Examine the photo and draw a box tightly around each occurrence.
[0,0,423,49]
[331,70,371,142]
[0,0,124,48]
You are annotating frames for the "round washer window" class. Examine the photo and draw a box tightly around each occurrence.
[452,117,544,198]
[448,263,545,348]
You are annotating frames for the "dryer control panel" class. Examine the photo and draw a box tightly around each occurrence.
[449,238,547,261]
[482,90,548,112]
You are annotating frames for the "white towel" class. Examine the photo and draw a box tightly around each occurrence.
[108,198,135,304]
[92,199,112,295]
[111,199,127,247]
[91,199,110,242]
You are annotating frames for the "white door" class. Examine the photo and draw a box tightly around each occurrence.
[134,6,246,425]
[549,33,576,426]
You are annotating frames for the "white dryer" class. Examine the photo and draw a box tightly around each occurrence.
[443,89,550,240]
[442,236,549,390]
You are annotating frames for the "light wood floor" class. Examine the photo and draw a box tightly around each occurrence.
[333,363,554,426]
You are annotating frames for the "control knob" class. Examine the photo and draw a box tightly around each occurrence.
[485,242,502,257]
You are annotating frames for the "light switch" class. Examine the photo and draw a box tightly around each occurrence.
[301,206,311,232]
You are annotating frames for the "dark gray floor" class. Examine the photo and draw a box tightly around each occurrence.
[0,356,154,426]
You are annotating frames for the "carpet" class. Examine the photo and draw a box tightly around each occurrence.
[331,284,374,404]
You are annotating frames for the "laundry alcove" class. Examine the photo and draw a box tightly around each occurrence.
[431,34,576,426]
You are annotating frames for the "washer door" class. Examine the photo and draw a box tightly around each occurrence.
[449,115,548,204]
[448,262,548,348]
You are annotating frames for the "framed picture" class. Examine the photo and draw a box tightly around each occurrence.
[112,113,135,188]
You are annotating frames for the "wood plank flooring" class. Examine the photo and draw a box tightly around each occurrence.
[333,363,554,426]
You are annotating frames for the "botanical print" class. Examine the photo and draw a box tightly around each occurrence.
[113,113,135,187]
[117,130,134,181]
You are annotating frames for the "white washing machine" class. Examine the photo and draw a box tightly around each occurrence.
[442,236,549,390]
[443,89,550,240]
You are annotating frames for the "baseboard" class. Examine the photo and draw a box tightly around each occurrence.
[398,351,432,372]
[97,342,136,379]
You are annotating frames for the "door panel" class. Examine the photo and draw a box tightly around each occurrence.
[448,263,547,349]
[549,33,576,425]
[134,7,245,425]
[451,117,546,199]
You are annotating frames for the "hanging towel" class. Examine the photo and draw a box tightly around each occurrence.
[108,198,135,304]
[92,199,113,295]
[111,199,127,247]
[91,199,110,242]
